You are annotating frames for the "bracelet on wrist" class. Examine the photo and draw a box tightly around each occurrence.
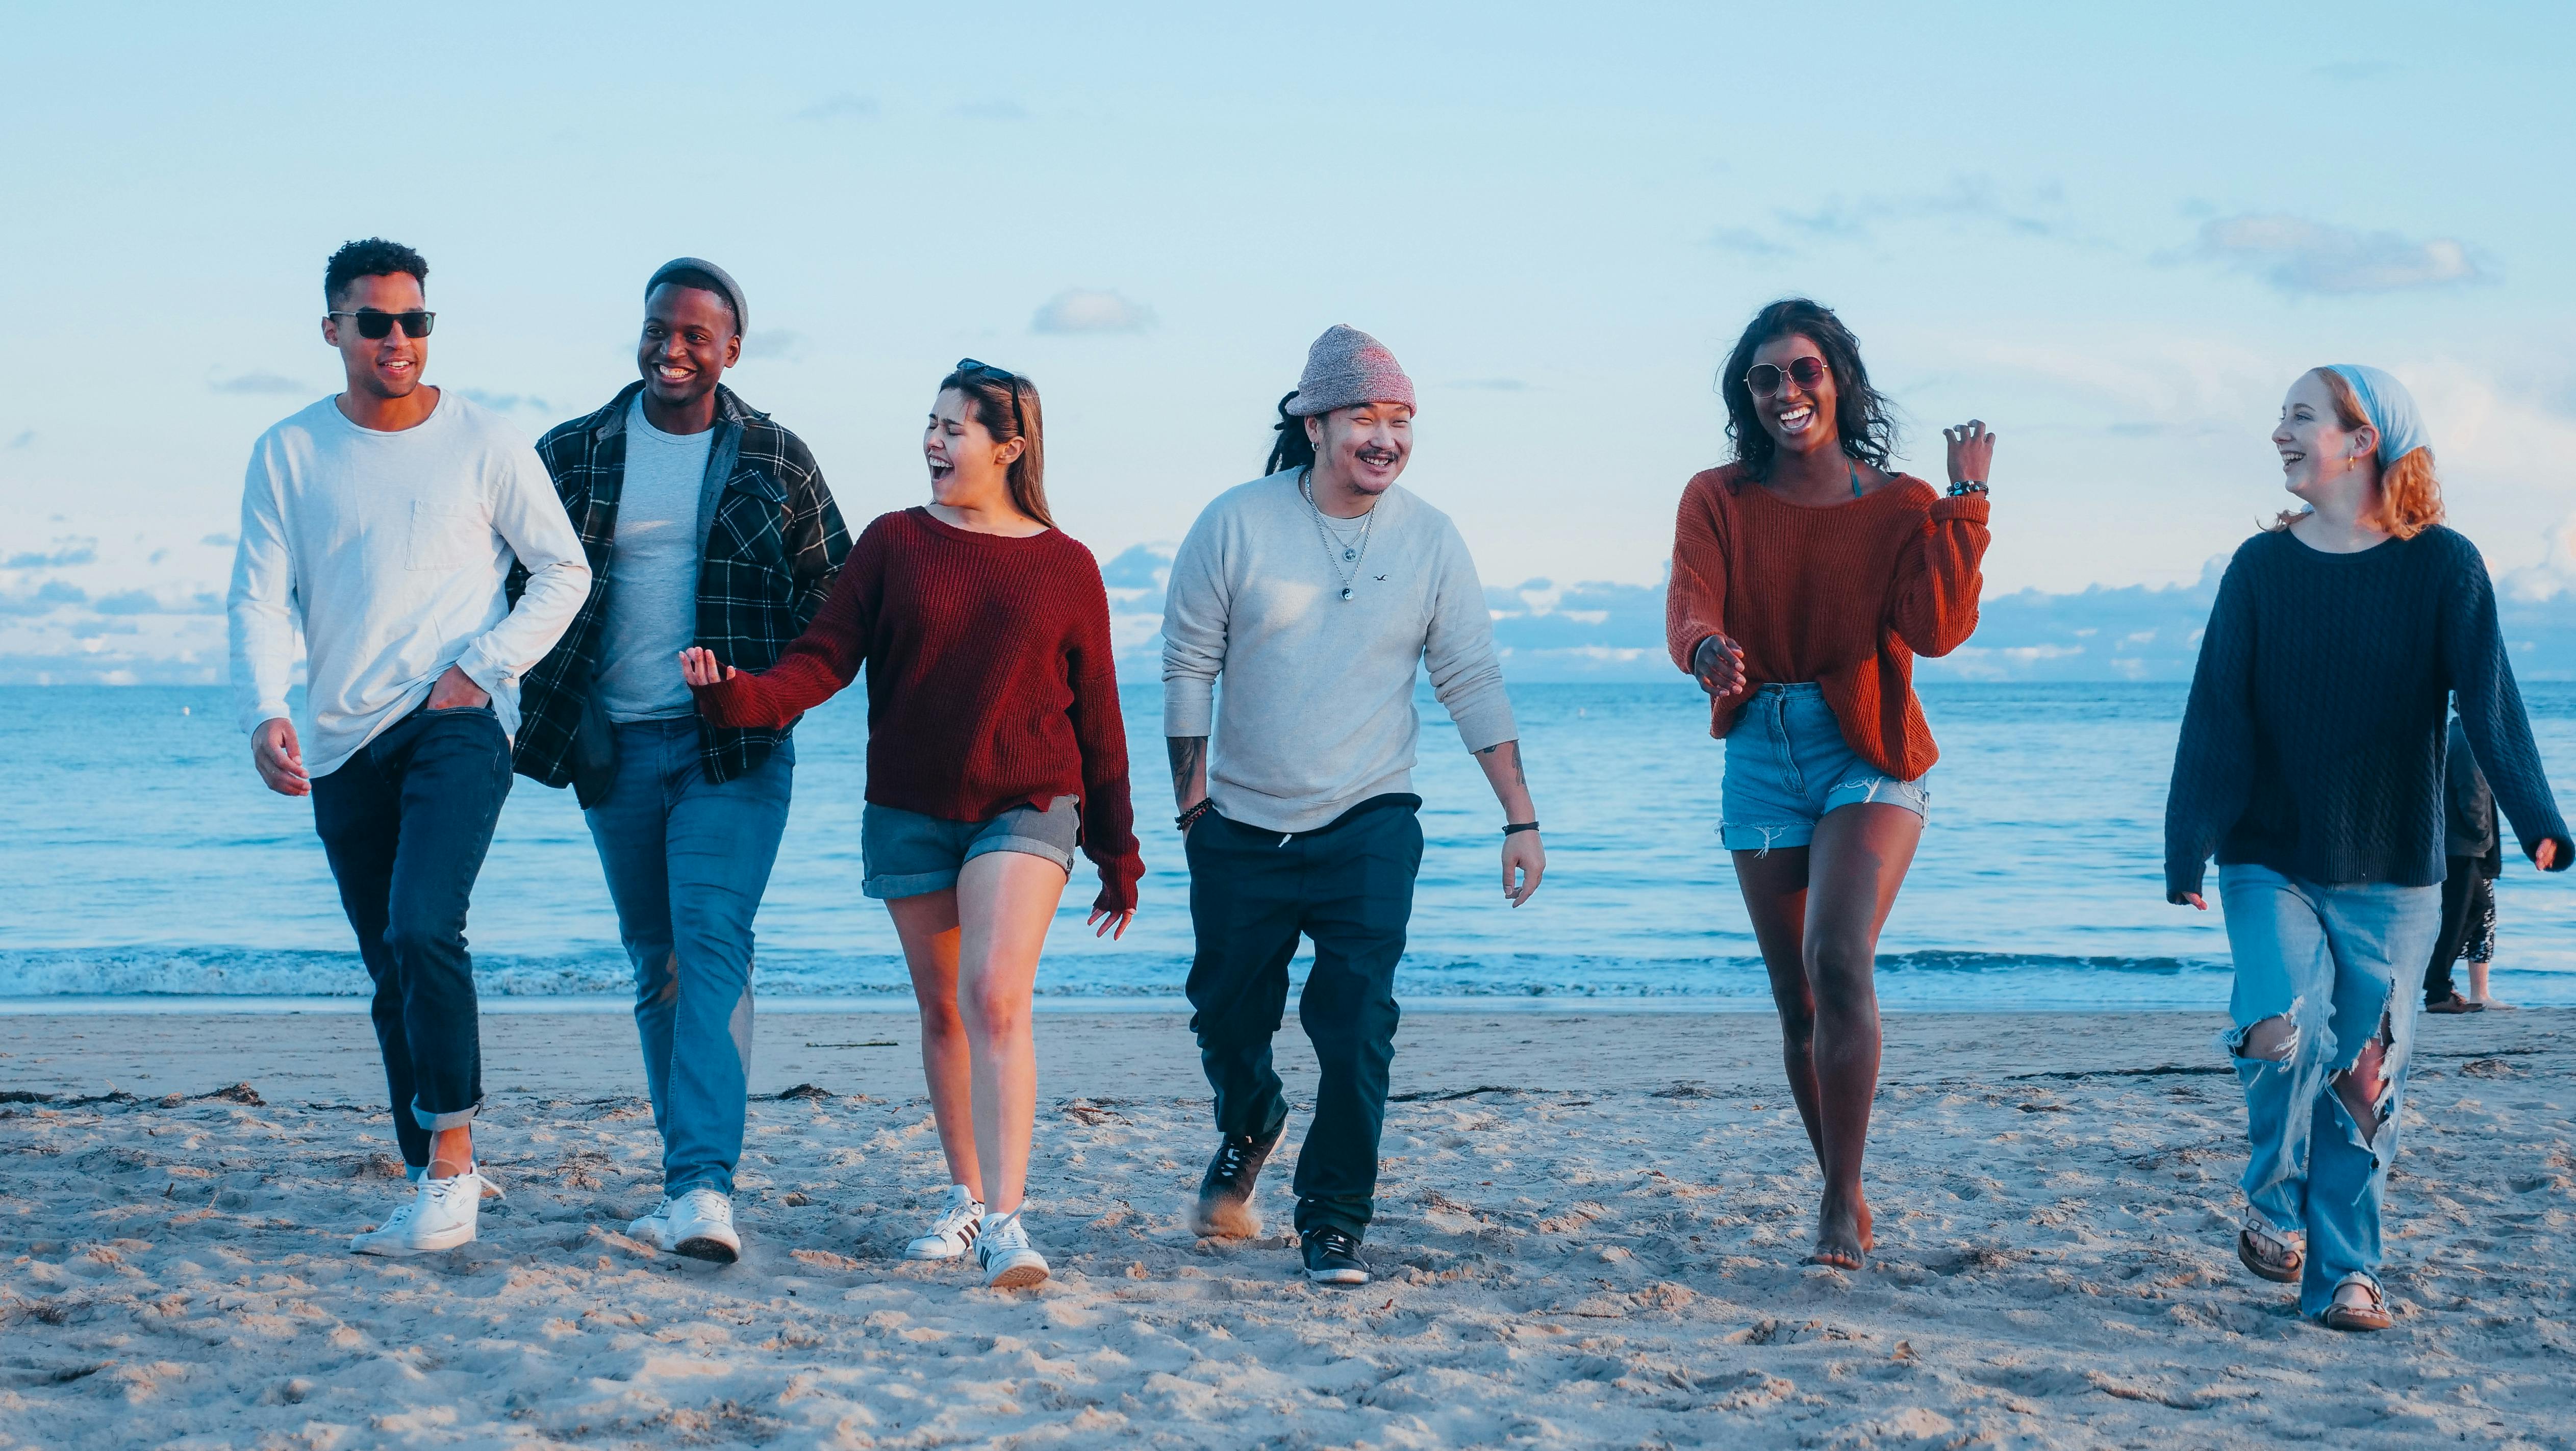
[1177,799,1215,832]
[1502,821,1540,836]
[1948,480,1989,497]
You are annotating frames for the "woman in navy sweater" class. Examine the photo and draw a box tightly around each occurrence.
[2166,365,2568,1331]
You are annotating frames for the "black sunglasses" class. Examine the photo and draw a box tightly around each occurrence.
[330,309,436,340]
[1744,355,1827,395]
[954,358,1026,437]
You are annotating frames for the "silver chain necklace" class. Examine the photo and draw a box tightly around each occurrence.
[1300,470,1377,601]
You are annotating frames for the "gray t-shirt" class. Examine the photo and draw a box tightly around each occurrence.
[595,397,712,721]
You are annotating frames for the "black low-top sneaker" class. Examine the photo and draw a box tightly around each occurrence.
[1191,1125,1283,1238]
[1301,1227,1370,1285]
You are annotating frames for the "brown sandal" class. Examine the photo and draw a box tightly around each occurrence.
[2426,992,2485,1014]
[2321,1275,2392,1331]
[2238,1221,2301,1283]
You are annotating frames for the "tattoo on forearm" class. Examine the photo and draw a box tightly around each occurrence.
[1477,740,1529,790]
[1168,736,1206,806]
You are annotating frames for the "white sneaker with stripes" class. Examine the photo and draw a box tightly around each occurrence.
[903,1184,986,1261]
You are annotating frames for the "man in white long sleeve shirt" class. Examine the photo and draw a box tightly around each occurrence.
[228,238,589,1256]
[1161,325,1546,1286]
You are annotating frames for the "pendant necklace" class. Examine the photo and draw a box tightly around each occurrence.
[1848,459,1863,498]
[1300,472,1377,601]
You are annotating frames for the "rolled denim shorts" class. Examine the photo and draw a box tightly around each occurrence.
[1720,683,1928,852]
[860,796,1080,899]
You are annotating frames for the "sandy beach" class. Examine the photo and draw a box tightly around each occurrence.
[4,1007,2571,1449]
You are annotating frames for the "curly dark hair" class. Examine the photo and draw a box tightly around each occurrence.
[1718,297,1897,482]
[323,238,428,307]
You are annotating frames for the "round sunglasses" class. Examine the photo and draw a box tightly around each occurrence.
[1744,356,1827,395]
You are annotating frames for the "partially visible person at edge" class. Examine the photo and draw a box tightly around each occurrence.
[1162,325,1547,1288]
[511,259,850,1266]
[1664,297,1993,1271]
[2165,364,2569,1332]
[684,361,1140,1291]
[2420,715,2509,1015]
[229,238,590,1256]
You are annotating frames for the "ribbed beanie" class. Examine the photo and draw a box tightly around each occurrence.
[1284,324,1416,417]
[647,257,748,337]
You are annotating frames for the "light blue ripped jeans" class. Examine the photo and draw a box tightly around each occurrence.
[1720,683,1929,852]
[2217,863,2441,1318]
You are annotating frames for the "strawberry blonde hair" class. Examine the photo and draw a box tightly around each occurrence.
[2274,367,2444,539]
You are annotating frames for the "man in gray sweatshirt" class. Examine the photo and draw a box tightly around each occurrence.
[1162,324,1546,1285]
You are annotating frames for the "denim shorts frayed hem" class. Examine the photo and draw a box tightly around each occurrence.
[1718,776,1930,853]
[1716,683,1928,853]
[858,799,1079,900]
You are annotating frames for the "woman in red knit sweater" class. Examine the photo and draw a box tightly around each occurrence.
[1665,298,1993,1269]
[681,362,1141,1290]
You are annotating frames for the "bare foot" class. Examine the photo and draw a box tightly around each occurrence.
[1806,1192,1871,1268]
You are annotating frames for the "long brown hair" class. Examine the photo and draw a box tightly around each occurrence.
[939,364,1052,527]
[2273,366,2443,539]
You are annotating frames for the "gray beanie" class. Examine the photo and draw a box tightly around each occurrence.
[646,256,747,337]
[1283,323,1416,417]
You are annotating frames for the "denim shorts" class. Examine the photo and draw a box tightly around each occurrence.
[860,796,1080,899]
[1720,683,1928,852]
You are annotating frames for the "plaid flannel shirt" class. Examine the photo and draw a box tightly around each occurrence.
[510,381,851,787]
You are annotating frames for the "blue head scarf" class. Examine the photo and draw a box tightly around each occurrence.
[2325,364,2431,468]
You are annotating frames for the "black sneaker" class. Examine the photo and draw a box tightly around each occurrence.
[1190,1125,1283,1238]
[1301,1227,1370,1285]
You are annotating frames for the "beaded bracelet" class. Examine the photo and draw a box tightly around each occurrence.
[1177,799,1216,832]
[1948,480,1989,498]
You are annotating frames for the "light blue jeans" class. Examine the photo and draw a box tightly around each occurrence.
[2217,863,2441,1318]
[586,719,794,1198]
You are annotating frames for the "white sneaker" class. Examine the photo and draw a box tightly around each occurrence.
[975,1210,1049,1289]
[628,1188,741,1264]
[903,1184,987,1261]
[352,1166,493,1256]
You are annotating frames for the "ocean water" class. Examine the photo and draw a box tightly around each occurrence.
[7,681,2576,1011]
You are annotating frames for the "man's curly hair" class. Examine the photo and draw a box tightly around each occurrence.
[324,238,428,307]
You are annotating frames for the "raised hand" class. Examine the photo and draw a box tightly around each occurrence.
[252,717,309,797]
[678,646,738,689]
[1943,419,1997,486]
[1691,632,1746,698]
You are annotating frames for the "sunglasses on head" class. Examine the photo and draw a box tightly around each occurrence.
[1744,356,1828,395]
[954,358,1027,436]
[330,309,436,340]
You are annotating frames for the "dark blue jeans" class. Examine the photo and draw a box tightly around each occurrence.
[1184,795,1422,1239]
[585,720,794,1197]
[311,702,515,1169]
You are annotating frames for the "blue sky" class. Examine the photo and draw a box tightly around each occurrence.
[5,1,2574,682]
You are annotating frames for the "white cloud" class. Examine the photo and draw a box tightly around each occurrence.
[2195,214,2483,294]
[1030,288,1164,337]
[794,93,877,122]
[1031,288,1156,335]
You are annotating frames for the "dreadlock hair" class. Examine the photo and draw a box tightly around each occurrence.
[1265,391,1318,476]
[937,364,1052,528]
[1716,297,1898,487]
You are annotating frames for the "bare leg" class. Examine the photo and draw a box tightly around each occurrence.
[1732,844,1824,1161]
[428,1124,474,1179]
[2335,1026,2391,1149]
[888,888,982,1199]
[953,852,1069,1216]
[2470,957,2499,1006]
[1737,804,1922,1267]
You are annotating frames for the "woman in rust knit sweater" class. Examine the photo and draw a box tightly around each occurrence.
[681,362,1141,1290]
[1666,298,1993,1269]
